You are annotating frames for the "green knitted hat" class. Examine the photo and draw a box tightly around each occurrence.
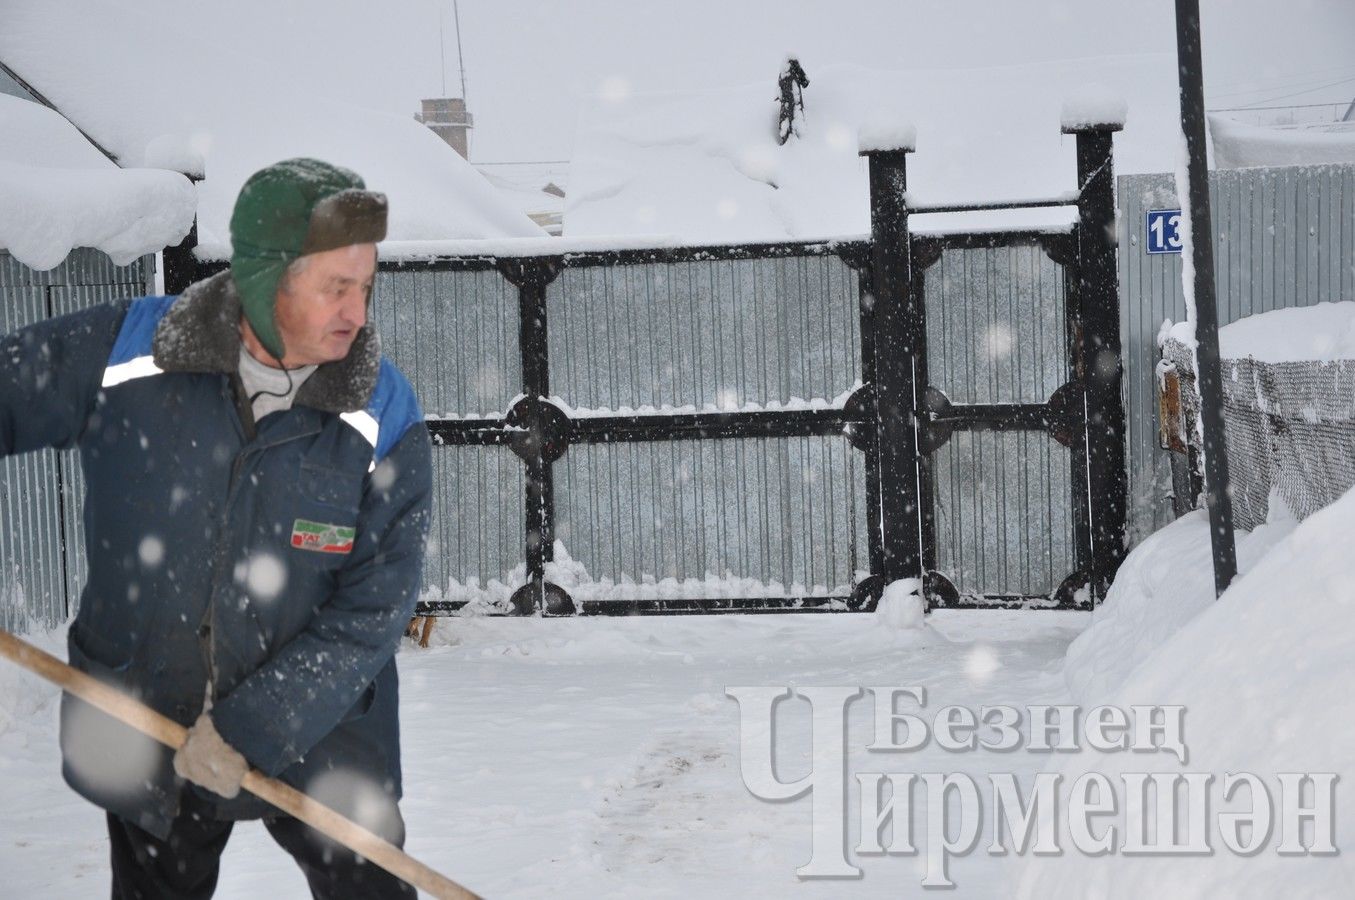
[228,158,388,359]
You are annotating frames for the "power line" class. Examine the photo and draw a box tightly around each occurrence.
[1208,101,1351,113]
[1232,75,1355,109]
[1209,63,1355,100]
[473,160,571,166]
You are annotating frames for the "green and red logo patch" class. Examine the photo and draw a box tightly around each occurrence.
[291,518,356,554]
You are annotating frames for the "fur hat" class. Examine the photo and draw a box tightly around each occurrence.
[228,158,387,359]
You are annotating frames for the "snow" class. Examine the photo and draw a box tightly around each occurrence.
[0,94,195,270]
[547,383,859,419]
[1019,485,1355,897]
[876,578,926,630]
[1062,500,1297,706]
[421,541,861,612]
[1172,128,1200,349]
[0,1,546,254]
[1209,115,1355,170]
[7,489,1355,894]
[0,609,1089,897]
[1059,84,1128,131]
[1163,300,1355,364]
[857,116,918,154]
[1217,301,1355,364]
[567,56,1180,242]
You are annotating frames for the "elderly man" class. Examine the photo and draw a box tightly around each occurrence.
[0,158,431,898]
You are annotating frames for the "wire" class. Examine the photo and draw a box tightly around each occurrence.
[473,160,570,166]
[1231,75,1355,109]
[1209,63,1355,100]
[1208,101,1351,113]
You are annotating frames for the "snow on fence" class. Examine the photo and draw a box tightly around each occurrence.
[1117,164,1355,541]
[0,249,155,632]
[1160,303,1355,531]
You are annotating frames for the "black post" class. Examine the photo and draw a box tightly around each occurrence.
[162,215,199,295]
[500,258,562,614]
[1063,120,1128,600]
[1175,0,1238,596]
[860,146,923,590]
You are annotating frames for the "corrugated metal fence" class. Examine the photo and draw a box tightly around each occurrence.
[0,249,154,632]
[1118,164,1355,541]
[373,252,871,604]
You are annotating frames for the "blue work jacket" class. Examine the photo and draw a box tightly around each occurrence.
[0,270,431,839]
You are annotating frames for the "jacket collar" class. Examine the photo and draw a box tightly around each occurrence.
[151,270,381,414]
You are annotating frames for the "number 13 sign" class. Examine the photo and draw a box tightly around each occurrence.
[1146,209,1183,254]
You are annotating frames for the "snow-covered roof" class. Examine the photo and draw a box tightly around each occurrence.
[1208,115,1355,170]
[564,56,1183,241]
[0,2,546,257]
[0,94,195,270]
[477,163,568,235]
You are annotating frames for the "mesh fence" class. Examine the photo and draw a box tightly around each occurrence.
[1161,336,1355,531]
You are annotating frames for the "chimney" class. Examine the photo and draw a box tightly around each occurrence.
[415,97,474,158]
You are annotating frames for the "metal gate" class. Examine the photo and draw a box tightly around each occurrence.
[859,123,1127,610]
[182,124,1128,617]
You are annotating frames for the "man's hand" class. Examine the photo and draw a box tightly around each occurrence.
[173,714,250,799]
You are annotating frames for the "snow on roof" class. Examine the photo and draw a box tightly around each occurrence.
[1209,114,1355,170]
[565,56,1183,241]
[0,1,546,257]
[0,94,195,270]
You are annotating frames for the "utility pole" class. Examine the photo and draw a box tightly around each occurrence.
[1175,0,1238,597]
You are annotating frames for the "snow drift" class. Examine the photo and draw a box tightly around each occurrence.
[1021,484,1355,897]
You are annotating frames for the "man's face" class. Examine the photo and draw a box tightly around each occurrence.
[273,242,377,367]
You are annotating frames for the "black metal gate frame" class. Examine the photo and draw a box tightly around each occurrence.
[859,122,1128,614]
[405,241,876,617]
[181,124,1128,618]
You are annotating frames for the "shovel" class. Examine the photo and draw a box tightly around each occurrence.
[0,628,480,900]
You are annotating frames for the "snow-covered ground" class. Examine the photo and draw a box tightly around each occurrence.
[6,483,1355,896]
[1,609,1088,897]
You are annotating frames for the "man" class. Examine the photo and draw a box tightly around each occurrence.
[0,158,431,898]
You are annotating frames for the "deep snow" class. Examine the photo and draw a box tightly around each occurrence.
[1,609,1087,897]
[1019,486,1355,898]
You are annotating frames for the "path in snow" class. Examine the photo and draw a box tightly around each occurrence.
[0,610,1086,898]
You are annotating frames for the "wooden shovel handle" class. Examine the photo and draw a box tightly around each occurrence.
[0,629,480,900]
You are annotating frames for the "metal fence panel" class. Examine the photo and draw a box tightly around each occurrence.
[1118,165,1355,543]
[0,250,154,630]
[546,255,861,412]
[374,268,521,418]
[931,430,1077,596]
[925,245,1068,406]
[422,444,525,602]
[554,436,867,597]
[0,282,67,632]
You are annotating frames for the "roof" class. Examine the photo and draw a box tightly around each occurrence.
[1209,115,1355,169]
[564,56,1186,240]
[0,1,546,256]
[0,93,195,269]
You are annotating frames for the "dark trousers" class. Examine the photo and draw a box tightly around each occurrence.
[107,791,416,900]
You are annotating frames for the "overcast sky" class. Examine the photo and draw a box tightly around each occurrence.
[194,0,1355,163]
